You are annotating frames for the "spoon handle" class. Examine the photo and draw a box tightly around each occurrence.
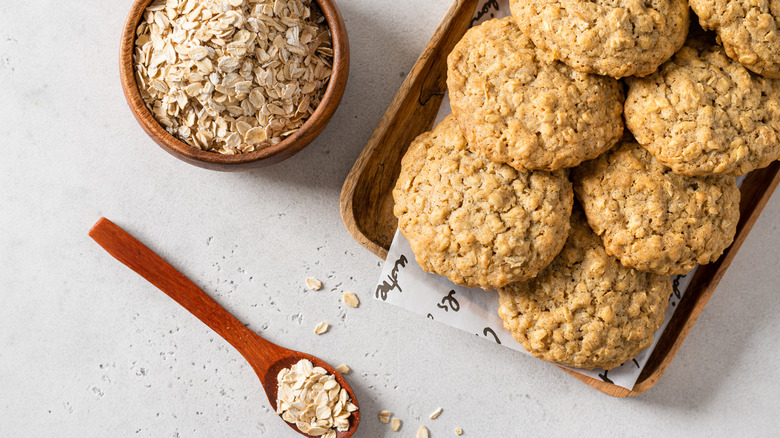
[89,217,280,375]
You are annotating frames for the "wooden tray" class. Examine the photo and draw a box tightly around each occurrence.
[339,0,780,397]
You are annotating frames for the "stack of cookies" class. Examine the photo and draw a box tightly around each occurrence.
[393,1,780,370]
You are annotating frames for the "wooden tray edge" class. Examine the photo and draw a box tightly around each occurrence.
[563,162,780,397]
[626,161,780,396]
[339,0,480,261]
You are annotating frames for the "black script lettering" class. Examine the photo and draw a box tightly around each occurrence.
[470,0,500,27]
[670,274,684,306]
[436,290,460,312]
[375,255,408,300]
[598,369,614,384]
[482,327,501,344]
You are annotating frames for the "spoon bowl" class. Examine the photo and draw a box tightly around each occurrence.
[89,217,360,437]
[262,352,357,437]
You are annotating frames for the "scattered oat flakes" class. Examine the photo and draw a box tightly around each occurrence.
[391,417,402,431]
[134,0,334,155]
[306,277,323,290]
[276,359,357,435]
[455,427,463,435]
[314,322,329,335]
[378,410,391,424]
[417,425,430,438]
[342,291,359,308]
[334,364,350,374]
[429,407,442,419]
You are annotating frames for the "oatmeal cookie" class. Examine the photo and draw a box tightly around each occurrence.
[690,0,780,78]
[509,0,689,78]
[447,17,624,172]
[573,142,740,276]
[392,115,573,290]
[498,207,672,370]
[625,41,780,176]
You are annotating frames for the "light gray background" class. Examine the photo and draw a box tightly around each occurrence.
[1,1,779,437]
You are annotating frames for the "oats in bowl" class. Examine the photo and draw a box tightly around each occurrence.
[133,0,333,155]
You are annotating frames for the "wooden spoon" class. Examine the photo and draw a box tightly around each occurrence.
[89,217,360,437]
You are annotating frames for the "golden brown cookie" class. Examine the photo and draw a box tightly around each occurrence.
[446,17,624,172]
[690,0,780,78]
[573,142,740,276]
[625,41,780,176]
[498,207,672,370]
[392,115,573,290]
[509,0,689,78]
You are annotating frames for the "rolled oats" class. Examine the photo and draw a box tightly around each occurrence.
[134,0,333,154]
[391,417,402,431]
[334,364,350,374]
[276,359,356,435]
[313,321,329,335]
[378,410,391,424]
[342,292,359,308]
[306,277,323,290]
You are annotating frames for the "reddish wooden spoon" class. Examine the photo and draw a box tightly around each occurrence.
[89,217,360,437]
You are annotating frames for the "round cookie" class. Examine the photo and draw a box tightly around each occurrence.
[447,17,624,172]
[625,41,780,176]
[690,0,780,78]
[498,207,672,370]
[509,0,689,78]
[393,115,574,290]
[573,142,740,276]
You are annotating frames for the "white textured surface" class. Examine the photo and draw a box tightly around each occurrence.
[0,1,779,436]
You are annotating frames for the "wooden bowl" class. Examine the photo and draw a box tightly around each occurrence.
[119,0,349,171]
